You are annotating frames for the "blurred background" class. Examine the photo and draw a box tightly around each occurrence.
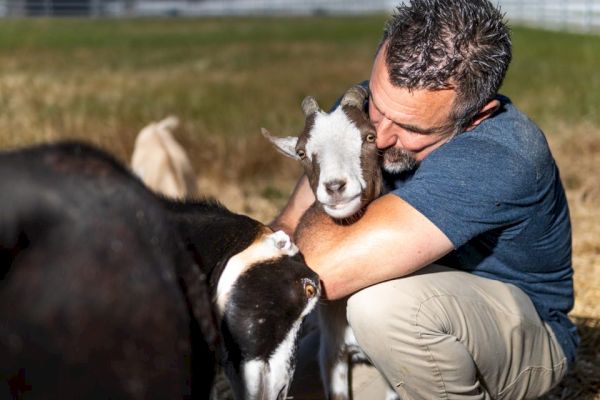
[1,0,600,26]
[0,1,598,399]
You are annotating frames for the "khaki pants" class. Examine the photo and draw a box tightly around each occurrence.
[289,265,567,400]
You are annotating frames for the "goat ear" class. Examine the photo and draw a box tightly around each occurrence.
[340,85,369,108]
[261,128,300,160]
[301,96,321,116]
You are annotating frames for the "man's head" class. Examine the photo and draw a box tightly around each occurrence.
[370,0,512,173]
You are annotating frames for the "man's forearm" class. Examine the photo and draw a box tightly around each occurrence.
[294,205,355,298]
[293,194,455,300]
[294,204,339,257]
[294,204,395,299]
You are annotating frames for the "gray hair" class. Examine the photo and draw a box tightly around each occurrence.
[379,0,512,131]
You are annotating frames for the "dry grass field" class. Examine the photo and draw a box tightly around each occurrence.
[0,17,598,399]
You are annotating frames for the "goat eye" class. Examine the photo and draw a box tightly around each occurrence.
[296,149,306,159]
[366,133,376,143]
[304,283,316,299]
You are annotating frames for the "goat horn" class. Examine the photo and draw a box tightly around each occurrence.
[301,96,320,116]
[340,85,369,108]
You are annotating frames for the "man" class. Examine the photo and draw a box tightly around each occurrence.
[275,0,578,398]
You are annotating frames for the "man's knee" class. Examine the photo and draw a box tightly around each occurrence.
[346,267,457,357]
[347,285,391,340]
[347,268,446,328]
[346,280,422,354]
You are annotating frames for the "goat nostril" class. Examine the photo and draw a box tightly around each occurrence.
[325,180,346,195]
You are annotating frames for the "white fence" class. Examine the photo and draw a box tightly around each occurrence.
[113,0,392,17]
[0,0,393,17]
[1,0,599,32]
[497,0,600,32]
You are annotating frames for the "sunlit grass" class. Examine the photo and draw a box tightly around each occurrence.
[0,17,384,169]
[1,18,598,164]
[505,26,600,129]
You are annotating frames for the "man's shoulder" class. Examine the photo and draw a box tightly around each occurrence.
[435,95,554,173]
[473,95,550,153]
[415,99,550,201]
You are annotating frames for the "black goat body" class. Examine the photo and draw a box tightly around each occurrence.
[0,142,320,400]
[0,142,217,399]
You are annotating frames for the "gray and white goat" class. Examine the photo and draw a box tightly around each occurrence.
[263,85,398,400]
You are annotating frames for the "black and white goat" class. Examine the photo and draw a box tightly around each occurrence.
[164,198,320,400]
[129,118,322,400]
[0,142,320,400]
[263,85,399,400]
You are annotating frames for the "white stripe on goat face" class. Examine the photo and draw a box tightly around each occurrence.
[306,108,366,219]
[242,293,319,400]
[215,230,298,315]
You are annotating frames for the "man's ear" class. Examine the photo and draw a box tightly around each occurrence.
[467,99,501,131]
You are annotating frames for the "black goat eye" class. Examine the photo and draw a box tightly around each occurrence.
[366,133,376,143]
[296,149,306,159]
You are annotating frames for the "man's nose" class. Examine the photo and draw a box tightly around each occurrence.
[375,118,396,149]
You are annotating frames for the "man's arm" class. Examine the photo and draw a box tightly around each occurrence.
[269,175,315,236]
[295,193,454,300]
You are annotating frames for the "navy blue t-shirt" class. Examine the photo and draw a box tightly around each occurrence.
[384,96,579,366]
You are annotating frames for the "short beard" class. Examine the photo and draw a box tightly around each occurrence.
[382,147,418,174]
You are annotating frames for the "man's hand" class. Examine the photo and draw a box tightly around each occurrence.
[295,193,454,300]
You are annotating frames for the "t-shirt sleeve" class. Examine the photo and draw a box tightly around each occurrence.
[392,136,538,249]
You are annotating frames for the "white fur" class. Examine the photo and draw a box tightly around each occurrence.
[330,361,350,398]
[385,386,400,400]
[306,109,365,219]
[131,116,197,198]
[261,129,300,160]
[263,108,366,219]
[241,291,319,400]
[303,109,399,400]
[264,91,396,399]
[215,230,298,314]
[242,359,268,400]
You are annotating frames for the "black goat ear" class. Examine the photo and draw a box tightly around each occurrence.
[261,128,300,160]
